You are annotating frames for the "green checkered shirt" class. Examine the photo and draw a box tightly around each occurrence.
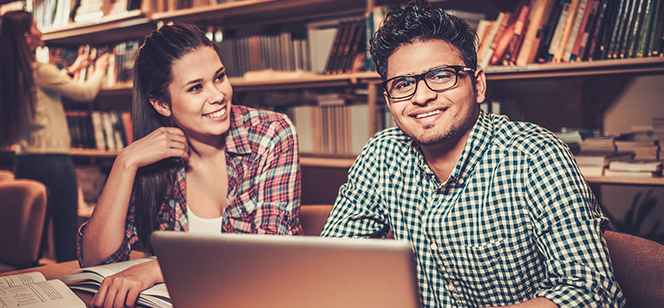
[322,111,625,308]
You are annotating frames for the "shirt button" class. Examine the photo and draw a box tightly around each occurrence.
[430,243,438,250]
[447,284,456,292]
[458,178,464,185]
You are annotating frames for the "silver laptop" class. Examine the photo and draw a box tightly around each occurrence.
[151,231,421,308]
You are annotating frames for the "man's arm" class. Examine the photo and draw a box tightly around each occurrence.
[522,136,624,307]
[321,137,390,238]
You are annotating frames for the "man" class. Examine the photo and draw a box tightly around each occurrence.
[321,0,625,307]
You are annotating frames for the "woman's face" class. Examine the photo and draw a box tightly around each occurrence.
[159,46,233,144]
[25,20,43,51]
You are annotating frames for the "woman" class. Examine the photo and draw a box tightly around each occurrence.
[0,10,109,262]
[77,23,301,307]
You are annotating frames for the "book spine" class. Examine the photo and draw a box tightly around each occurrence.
[546,0,572,62]
[648,0,664,56]
[563,0,591,62]
[627,0,648,58]
[478,12,506,68]
[535,0,565,62]
[518,0,559,65]
[608,0,630,59]
[636,0,656,57]
[552,0,583,62]
[574,0,602,61]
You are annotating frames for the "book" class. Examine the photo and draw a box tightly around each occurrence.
[607,0,630,59]
[578,163,606,176]
[551,0,582,63]
[635,0,656,57]
[534,0,565,62]
[491,1,530,65]
[478,12,507,68]
[0,272,85,307]
[545,0,573,62]
[589,0,617,60]
[564,0,594,62]
[626,0,648,58]
[516,0,558,65]
[572,0,602,61]
[604,169,662,177]
[62,257,171,308]
[608,160,663,172]
[647,0,664,56]
[502,0,534,65]
[573,151,635,165]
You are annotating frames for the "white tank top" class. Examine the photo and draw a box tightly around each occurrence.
[187,209,222,234]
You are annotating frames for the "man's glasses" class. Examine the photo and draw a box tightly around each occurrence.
[382,65,474,100]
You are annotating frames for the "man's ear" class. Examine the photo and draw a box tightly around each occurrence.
[474,69,487,104]
[150,96,171,117]
[383,92,393,113]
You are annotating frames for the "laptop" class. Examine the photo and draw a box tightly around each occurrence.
[151,231,421,308]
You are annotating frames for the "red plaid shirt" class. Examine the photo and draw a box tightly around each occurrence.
[77,105,301,265]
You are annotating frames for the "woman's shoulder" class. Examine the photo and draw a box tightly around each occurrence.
[232,105,293,130]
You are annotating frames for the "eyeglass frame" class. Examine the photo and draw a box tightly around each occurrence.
[381,65,475,100]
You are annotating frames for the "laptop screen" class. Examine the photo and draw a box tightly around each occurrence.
[152,231,421,308]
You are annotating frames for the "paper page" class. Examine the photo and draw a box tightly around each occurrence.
[63,257,157,283]
[0,280,84,308]
[0,272,46,288]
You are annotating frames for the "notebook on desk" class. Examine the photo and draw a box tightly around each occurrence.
[151,231,421,308]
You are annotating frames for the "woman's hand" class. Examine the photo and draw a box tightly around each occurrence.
[67,46,90,75]
[88,260,164,308]
[95,53,110,74]
[118,127,190,171]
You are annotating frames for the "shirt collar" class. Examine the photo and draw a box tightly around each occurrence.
[224,105,252,155]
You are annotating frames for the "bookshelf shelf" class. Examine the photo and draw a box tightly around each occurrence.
[584,175,664,187]
[484,57,664,80]
[42,10,155,45]
[151,0,367,27]
[229,71,381,91]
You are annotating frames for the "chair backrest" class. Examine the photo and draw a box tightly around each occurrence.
[299,204,333,236]
[604,230,664,308]
[0,179,48,270]
[0,170,14,182]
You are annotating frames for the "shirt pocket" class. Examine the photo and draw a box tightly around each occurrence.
[441,226,541,306]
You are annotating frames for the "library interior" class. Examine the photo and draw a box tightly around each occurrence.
[1,0,664,307]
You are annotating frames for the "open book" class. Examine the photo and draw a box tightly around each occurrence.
[62,257,171,308]
[0,272,85,308]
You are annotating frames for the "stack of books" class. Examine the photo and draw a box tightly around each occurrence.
[605,160,663,177]
[614,131,661,160]
[574,151,634,176]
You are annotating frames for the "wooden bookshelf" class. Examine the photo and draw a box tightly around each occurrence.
[34,0,663,183]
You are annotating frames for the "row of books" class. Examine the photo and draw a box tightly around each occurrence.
[33,0,143,31]
[477,0,664,68]
[322,18,367,75]
[47,40,141,89]
[286,103,371,156]
[211,30,310,78]
[66,110,132,152]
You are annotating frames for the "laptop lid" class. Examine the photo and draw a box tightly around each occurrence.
[151,231,421,308]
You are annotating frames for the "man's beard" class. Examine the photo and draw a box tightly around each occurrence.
[408,123,457,147]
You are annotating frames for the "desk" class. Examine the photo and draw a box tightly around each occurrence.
[0,251,147,306]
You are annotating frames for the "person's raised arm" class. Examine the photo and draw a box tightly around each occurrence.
[80,127,189,267]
